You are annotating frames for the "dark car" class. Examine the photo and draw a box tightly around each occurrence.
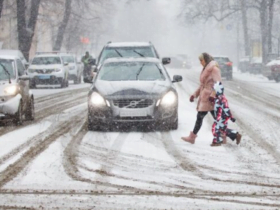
[91,42,171,71]
[263,58,280,82]
[85,57,182,131]
[213,56,233,80]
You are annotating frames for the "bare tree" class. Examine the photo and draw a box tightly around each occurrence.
[268,0,275,53]
[16,0,41,60]
[53,0,72,51]
[0,0,4,18]
[240,0,250,56]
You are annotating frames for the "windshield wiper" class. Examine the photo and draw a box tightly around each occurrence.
[133,50,145,57]
[155,64,165,79]
[136,64,145,80]
[0,63,11,83]
[114,49,123,57]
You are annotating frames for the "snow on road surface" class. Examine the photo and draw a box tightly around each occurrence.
[0,71,280,209]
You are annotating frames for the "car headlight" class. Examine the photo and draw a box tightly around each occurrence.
[90,92,106,106]
[54,68,62,72]
[160,91,177,106]
[28,69,35,73]
[4,85,20,95]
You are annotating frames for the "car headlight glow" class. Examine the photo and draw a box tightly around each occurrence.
[54,68,62,72]
[4,85,19,95]
[90,92,106,106]
[161,91,177,106]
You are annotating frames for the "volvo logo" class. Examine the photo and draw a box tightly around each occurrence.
[125,99,145,108]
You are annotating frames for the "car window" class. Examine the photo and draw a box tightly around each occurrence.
[0,59,16,80]
[62,56,75,63]
[99,47,156,64]
[214,57,230,63]
[16,59,25,76]
[98,62,165,81]
[32,56,62,65]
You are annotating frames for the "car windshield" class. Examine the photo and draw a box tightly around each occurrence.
[99,47,156,63]
[62,56,75,63]
[0,59,15,80]
[32,56,62,65]
[98,62,165,81]
[214,57,230,63]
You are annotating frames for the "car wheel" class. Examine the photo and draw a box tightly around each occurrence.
[88,114,102,131]
[275,75,280,83]
[25,97,35,121]
[74,76,78,84]
[14,101,23,126]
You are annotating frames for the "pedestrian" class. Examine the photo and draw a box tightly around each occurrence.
[209,81,242,146]
[181,52,221,144]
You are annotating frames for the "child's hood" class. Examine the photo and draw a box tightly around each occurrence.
[213,81,224,96]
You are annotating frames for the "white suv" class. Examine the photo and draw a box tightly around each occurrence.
[61,54,82,84]
[28,52,69,88]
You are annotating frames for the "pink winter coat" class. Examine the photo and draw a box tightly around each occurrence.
[193,61,221,112]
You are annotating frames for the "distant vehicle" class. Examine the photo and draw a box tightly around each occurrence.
[263,57,280,82]
[28,52,69,88]
[238,56,250,73]
[88,42,171,78]
[61,54,82,84]
[169,54,192,69]
[0,55,34,125]
[213,56,233,80]
[85,57,182,131]
[0,50,28,68]
[248,57,263,74]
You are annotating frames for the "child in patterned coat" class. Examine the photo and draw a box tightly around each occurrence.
[210,81,242,146]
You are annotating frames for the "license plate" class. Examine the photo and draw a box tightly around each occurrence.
[120,110,147,117]
[39,75,51,79]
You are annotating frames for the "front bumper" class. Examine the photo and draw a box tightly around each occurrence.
[88,99,177,125]
[31,75,64,86]
[0,94,21,118]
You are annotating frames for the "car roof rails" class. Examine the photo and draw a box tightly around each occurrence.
[35,51,61,55]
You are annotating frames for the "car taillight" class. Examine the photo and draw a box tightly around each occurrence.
[226,62,232,66]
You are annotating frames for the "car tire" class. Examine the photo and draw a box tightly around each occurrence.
[88,114,102,131]
[74,76,79,84]
[275,75,280,83]
[160,111,178,131]
[25,97,35,121]
[14,101,23,126]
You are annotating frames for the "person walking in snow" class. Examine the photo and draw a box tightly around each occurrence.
[181,52,221,144]
[209,81,242,146]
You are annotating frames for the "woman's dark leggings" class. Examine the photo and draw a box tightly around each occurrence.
[193,111,215,135]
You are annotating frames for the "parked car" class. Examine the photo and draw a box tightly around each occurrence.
[28,52,69,88]
[61,54,82,84]
[89,42,171,77]
[248,57,263,74]
[85,57,182,131]
[0,49,28,68]
[263,57,280,82]
[238,56,250,72]
[213,56,233,80]
[0,55,34,125]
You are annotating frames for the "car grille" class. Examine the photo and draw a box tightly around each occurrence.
[35,69,55,74]
[113,99,154,108]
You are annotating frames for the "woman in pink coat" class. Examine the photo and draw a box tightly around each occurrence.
[181,52,221,144]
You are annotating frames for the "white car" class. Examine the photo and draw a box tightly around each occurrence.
[0,55,34,125]
[61,54,82,84]
[0,49,28,68]
[28,52,69,88]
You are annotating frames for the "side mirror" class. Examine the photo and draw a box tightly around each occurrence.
[172,75,183,83]
[83,77,93,84]
[25,62,29,69]
[162,57,171,65]
[64,62,69,66]
[19,75,30,81]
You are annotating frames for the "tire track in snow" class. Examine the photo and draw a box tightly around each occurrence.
[0,111,86,188]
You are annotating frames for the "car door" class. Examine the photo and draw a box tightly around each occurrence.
[16,59,29,107]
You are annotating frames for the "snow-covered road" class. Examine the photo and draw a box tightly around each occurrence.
[0,69,280,209]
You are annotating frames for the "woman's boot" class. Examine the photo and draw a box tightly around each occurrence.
[181,132,197,144]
